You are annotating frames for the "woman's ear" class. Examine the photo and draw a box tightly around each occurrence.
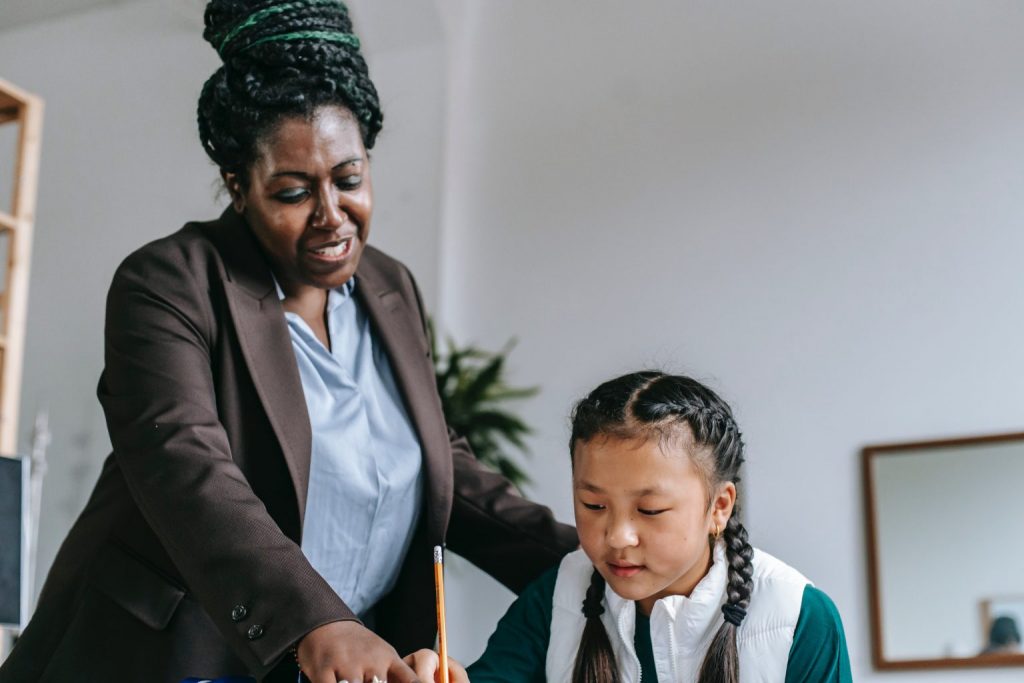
[710,481,737,533]
[222,171,246,213]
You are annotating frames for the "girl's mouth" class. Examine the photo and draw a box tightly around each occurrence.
[608,562,644,578]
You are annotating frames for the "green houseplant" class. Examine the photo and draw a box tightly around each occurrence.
[430,322,537,490]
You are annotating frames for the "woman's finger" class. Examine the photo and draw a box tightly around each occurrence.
[308,669,338,683]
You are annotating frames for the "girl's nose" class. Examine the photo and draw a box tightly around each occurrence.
[606,516,639,549]
[312,186,345,230]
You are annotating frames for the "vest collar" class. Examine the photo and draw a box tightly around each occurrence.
[603,539,729,662]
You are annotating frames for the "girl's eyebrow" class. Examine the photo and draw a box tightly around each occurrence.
[575,481,666,497]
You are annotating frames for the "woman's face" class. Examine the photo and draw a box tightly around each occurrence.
[572,434,735,615]
[225,105,372,296]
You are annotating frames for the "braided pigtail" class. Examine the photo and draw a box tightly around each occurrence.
[696,515,754,683]
[572,569,619,683]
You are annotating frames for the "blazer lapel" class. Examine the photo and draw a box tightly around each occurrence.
[207,209,313,529]
[205,214,451,542]
[356,252,453,544]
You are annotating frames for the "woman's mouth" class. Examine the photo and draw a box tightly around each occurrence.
[309,237,353,261]
[607,562,644,578]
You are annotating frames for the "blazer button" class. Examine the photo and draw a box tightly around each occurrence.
[247,624,264,640]
[231,605,248,622]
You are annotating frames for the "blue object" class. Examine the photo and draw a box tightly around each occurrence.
[278,276,424,615]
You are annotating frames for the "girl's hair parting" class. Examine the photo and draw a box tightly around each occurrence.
[568,371,754,683]
[197,0,384,183]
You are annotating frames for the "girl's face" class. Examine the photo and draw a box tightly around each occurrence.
[572,434,735,615]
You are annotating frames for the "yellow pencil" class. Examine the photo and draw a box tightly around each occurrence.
[433,545,449,683]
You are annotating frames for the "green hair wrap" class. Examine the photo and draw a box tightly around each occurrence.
[242,30,360,53]
[215,0,352,58]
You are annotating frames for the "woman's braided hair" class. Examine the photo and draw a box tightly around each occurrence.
[197,0,383,182]
[569,371,754,683]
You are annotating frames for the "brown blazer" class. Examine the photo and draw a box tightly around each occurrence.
[0,209,577,682]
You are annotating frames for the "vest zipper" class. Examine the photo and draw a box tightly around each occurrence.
[619,602,642,683]
[667,620,680,682]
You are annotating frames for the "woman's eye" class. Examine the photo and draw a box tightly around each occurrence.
[638,508,668,516]
[581,502,606,511]
[274,189,308,203]
[336,175,362,190]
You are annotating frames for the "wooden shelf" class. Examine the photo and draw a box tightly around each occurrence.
[0,89,19,108]
[0,78,42,454]
[0,79,34,106]
[0,87,22,125]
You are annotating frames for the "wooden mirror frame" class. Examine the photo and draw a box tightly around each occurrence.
[863,432,1024,671]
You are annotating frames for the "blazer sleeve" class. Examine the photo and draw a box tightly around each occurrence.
[447,433,578,592]
[401,264,578,592]
[97,246,353,676]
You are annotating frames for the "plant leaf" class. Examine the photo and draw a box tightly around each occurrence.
[429,317,537,490]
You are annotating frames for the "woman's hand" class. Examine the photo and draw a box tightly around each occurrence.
[297,621,420,683]
[402,649,469,683]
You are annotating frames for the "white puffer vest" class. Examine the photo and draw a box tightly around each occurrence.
[545,544,809,683]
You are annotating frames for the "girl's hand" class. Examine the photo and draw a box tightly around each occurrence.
[297,621,420,683]
[402,649,469,683]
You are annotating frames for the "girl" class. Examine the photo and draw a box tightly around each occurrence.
[465,371,852,683]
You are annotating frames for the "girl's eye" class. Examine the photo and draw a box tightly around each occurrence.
[581,502,606,511]
[275,188,308,203]
[638,508,669,516]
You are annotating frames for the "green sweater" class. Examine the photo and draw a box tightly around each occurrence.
[467,568,851,683]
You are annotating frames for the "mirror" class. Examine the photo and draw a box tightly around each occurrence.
[863,433,1024,670]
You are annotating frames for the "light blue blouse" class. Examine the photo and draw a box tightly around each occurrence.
[279,277,424,617]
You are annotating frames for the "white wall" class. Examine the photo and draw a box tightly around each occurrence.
[0,0,445,600]
[437,2,1024,681]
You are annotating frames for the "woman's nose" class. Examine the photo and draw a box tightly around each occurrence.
[606,516,639,549]
[312,186,345,229]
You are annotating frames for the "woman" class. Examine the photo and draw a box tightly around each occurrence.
[0,1,576,681]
